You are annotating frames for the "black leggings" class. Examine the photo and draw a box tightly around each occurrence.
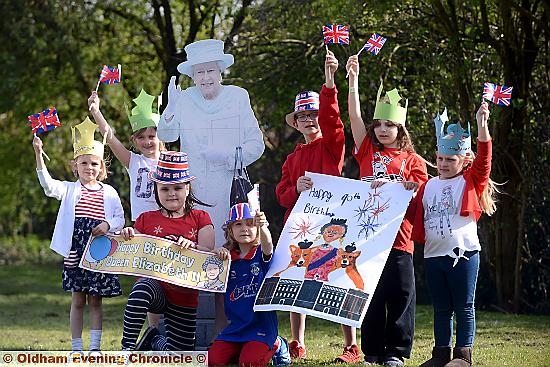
[121,278,197,351]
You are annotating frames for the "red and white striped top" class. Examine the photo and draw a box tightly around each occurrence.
[75,184,105,220]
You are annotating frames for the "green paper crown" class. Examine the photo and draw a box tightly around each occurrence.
[373,83,408,126]
[126,89,160,132]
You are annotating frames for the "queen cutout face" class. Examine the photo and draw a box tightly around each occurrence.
[192,61,222,100]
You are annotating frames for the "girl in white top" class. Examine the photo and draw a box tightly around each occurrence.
[412,102,499,367]
[88,90,163,221]
[33,129,124,352]
[88,90,165,335]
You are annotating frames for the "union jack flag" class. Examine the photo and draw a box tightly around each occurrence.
[363,33,387,55]
[323,24,350,45]
[483,82,513,106]
[99,64,121,84]
[27,107,61,135]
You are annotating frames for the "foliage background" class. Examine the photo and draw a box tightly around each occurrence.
[0,0,548,314]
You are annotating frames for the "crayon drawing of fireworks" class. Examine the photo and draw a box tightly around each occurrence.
[358,215,380,240]
[289,216,319,240]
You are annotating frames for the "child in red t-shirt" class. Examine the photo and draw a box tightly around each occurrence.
[347,55,428,367]
[120,151,215,351]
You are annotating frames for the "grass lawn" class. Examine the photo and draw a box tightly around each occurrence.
[1,264,549,366]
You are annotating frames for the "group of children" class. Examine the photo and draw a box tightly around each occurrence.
[33,49,497,367]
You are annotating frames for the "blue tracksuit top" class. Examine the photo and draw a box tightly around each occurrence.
[217,245,278,347]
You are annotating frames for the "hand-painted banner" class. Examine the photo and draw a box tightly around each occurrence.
[79,233,230,293]
[254,172,413,327]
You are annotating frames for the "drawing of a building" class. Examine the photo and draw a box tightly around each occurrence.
[293,280,323,309]
[313,284,347,315]
[256,277,370,322]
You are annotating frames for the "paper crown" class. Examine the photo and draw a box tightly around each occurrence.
[126,89,160,132]
[177,39,234,77]
[72,117,107,159]
[285,91,320,126]
[433,108,471,155]
[225,202,254,225]
[148,151,196,184]
[373,83,408,125]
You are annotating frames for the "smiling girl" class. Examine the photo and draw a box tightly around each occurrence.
[33,119,125,352]
[412,102,497,367]
[347,55,428,367]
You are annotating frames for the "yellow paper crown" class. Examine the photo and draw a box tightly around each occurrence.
[125,89,160,132]
[72,117,106,159]
[373,83,408,126]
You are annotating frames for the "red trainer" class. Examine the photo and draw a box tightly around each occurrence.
[334,344,362,363]
[288,340,307,359]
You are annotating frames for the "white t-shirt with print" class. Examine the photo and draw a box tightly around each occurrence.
[128,152,158,221]
[422,175,481,259]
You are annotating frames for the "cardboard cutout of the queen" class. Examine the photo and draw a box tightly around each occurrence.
[158,39,265,247]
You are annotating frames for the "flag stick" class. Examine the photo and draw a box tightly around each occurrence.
[325,44,329,53]
[95,78,101,93]
[42,150,51,161]
[34,133,50,161]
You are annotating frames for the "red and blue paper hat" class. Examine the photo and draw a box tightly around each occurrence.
[148,151,196,184]
[225,202,254,226]
[285,91,320,126]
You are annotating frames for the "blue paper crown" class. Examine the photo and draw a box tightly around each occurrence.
[434,108,471,155]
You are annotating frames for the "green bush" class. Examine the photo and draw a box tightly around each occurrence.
[0,236,60,265]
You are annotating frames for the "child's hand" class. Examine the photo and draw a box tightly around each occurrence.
[88,91,100,114]
[32,136,43,153]
[476,101,490,126]
[370,178,389,189]
[121,227,135,240]
[346,55,359,79]
[177,236,197,250]
[213,247,230,261]
[296,175,313,193]
[254,211,269,227]
[91,221,110,236]
[402,181,419,191]
[325,50,338,88]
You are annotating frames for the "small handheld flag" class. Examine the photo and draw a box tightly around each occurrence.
[323,24,350,45]
[362,33,387,55]
[346,32,387,79]
[28,107,61,161]
[483,82,513,106]
[95,64,122,91]
[28,107,61,135]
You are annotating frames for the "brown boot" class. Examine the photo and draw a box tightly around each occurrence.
[444,347,472,367]
[419,346,451,367]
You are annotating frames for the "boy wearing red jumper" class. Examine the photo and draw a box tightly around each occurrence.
[276,51,360,363]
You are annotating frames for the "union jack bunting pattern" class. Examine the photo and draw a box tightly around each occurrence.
[323,24,350,45]
[363,33,387,55]
[483,82,513,106]
[28,107,61,135]
[99,64,121,84]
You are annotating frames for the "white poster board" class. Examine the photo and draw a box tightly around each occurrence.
[254,172,413,327]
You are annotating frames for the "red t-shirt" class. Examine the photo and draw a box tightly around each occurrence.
[135,209,213,307]
[353,137,428,253]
